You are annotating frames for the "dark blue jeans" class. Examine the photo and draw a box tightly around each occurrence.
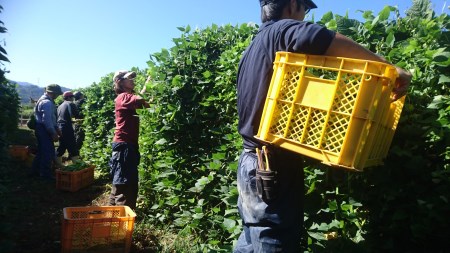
[109,142,140,209]
[31,123,56,179]
[234,149,304,253]
[56,123,78,157]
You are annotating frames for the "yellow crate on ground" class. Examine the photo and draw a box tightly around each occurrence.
[256,52,405,171]
[61,206,136,253]
[56,165,95,192]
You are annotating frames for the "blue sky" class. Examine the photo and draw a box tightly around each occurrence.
[2,0,449,89]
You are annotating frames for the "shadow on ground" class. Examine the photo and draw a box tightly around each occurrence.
[0,127,110,253]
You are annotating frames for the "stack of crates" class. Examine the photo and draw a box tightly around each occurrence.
[61,206,136,253]
[256,52,405,171]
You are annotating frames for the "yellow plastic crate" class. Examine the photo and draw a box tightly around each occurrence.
[56,165,95,192]
[61,206,136,253]
[256,52,405,171]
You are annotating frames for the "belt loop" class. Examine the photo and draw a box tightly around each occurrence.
[244,148,255,153]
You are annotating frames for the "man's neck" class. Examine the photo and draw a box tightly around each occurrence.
[45,93,55,100]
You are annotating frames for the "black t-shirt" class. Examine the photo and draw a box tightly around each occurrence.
[57,101,78,125]
[237,19,336,149]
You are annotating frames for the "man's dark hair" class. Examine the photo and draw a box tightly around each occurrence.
[74,91,83,100]
[114,81,126,95]
[261,0,303,23]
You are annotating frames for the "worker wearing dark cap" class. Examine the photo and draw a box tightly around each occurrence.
[109,70,152,210]
[235,0,411,252]
[55,91,80,167]
[30,84,63,181]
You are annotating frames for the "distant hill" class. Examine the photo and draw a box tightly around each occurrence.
[10,81,70,104]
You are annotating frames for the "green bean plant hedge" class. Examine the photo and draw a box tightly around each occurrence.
[0,5,20,169]
[80,0,449,251]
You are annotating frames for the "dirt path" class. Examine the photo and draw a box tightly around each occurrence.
[1,128,163,253]
[1,129,111,253]
[1,157,111,253]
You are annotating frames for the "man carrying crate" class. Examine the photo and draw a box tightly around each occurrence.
[234,0,412,252]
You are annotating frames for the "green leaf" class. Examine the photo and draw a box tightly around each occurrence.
[223,218,236,231]
[317,222,330,231]
[212,152,226,160]
[336,18,360,35]
[169,196,179,205]
[306,181,316,195]
[386,32,395,47]
[329,219,340,229]
[155,138,167,145]
[433,51,450,66]
[203,70,212,79]
[362,10,374,20]
[433,51,450,61]
[172,75,183,86]
[378,6,392,21]
[438,75,450,84]
[427,95,445,109]
[0,53,9,62]
[209,161,221,170]
[192,213,204,219]
[224,208,239,216]
[0,46,7,54]
[371,15,380,26]
[341,204,353,212]
[326,19,337,30]
[195,176,211,187]
[320,11,334,23]
[328,200,338,211]
[308,231,326,241]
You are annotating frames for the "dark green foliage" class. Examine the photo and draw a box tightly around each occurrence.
[80,75,118,168]
[0,4,20,168]
[137,23,256,250]
[306,1,450,251]
[78,1,449,251]
[61,160,89,172]
[0,5,20,252]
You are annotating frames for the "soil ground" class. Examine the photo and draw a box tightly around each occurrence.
[0,127,159,253]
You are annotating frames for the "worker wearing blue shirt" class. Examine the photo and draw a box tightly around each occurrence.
[30,84,63,180]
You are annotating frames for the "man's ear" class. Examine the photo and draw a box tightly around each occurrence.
[287,0,298,15]
[291,0,298,9]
